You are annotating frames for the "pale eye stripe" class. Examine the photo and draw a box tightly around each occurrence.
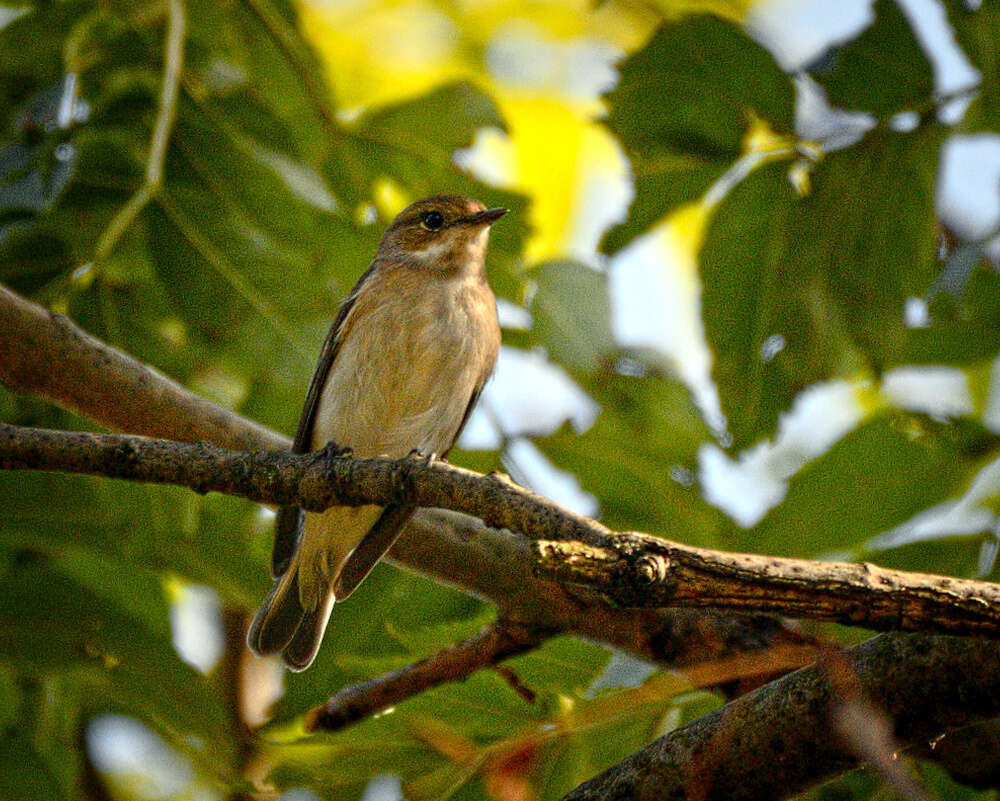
[410,239,450,263]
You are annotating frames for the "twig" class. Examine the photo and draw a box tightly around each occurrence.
[92,0,186,265]
[0,283,802,674]
[492,664,537,704]
[2,421,1000,639]
[561,634,1000,801]
[218,607,256,773]
[305,619,551,732]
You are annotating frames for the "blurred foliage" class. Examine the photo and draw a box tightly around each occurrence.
[601,13,795,253]
[816,0,934,116]
[2,0,1000,800]
[701,118,944,449]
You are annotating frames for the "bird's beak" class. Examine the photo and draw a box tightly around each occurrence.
[463,207,507,227]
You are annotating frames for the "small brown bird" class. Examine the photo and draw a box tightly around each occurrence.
[247,195,504,671]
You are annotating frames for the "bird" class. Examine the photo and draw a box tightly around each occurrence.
[247,195,505,671]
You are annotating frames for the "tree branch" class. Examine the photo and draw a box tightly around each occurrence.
[535,536,1000,638]
[2,421,1000,639]
[395,509,798,670]
[305,618,553,732]
[0,284,284,451]
[0,421,610,541]
[560,634,1000,801]
[5,284,1000,797]
[0,283,801,674]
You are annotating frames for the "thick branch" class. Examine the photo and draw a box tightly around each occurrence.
[0,285,285,451]
[561,634,1000,801]
[396,510,797,670]
[2,422,1000,639]
[305,618,551,732]
[536,536,1000,638]
[0,284,799,671]
[0,422,607,544]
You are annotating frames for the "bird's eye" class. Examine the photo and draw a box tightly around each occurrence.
[420,210,444,231]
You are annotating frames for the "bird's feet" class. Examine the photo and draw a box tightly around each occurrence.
[407,448,439,466]
[319,440,353,457]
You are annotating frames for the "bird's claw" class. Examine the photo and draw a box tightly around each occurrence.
[319,440,352,458]
[407,448,439,465]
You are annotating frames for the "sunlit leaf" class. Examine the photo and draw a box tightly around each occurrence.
[814,0,934,116]
[701,122,943,449]
[741,414,996,559]
[602,14,795,253]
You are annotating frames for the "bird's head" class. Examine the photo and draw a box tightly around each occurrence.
[376,195,507,272]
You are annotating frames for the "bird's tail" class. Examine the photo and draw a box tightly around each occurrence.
[246,565,334,672]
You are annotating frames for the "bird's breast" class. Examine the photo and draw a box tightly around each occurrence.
[311,270,498,458]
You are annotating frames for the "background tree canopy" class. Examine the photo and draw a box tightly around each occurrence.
[2,0,1000,800]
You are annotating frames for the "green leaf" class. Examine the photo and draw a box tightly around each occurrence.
[505,636,611,699]
[943,0,1000,131]
[864,534,987,580]
[536,372,725,544]
[530,261,614,373]
[264,646,696,801]
[701,123,943,449]
[740,414,996,559]
[602,15,795,253]
[0,665,19,732]
[917,752,1000,800]
[0,548,238,780]
[901,260,1000,365]
[4,675,93,801]
[793,769,881,801]
[0,460,268,607]
[0,735,66,801]
[273,564,488,719]
[815,0,935,116]
[358,81,507,159]
[700,163,816,450]
[0,4,79,123]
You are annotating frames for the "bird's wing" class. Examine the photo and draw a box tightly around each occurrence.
[331,504,417,599]
[270,262,380,578]
[331,380,490,598]
[447,385,486,457]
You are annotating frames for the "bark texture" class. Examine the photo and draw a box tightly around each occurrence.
[562,634,1000,801]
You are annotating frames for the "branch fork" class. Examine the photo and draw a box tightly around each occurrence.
[3,421,1000,639]
[5,283,1000,799]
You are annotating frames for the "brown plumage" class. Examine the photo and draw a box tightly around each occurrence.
[247,195,504,671]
